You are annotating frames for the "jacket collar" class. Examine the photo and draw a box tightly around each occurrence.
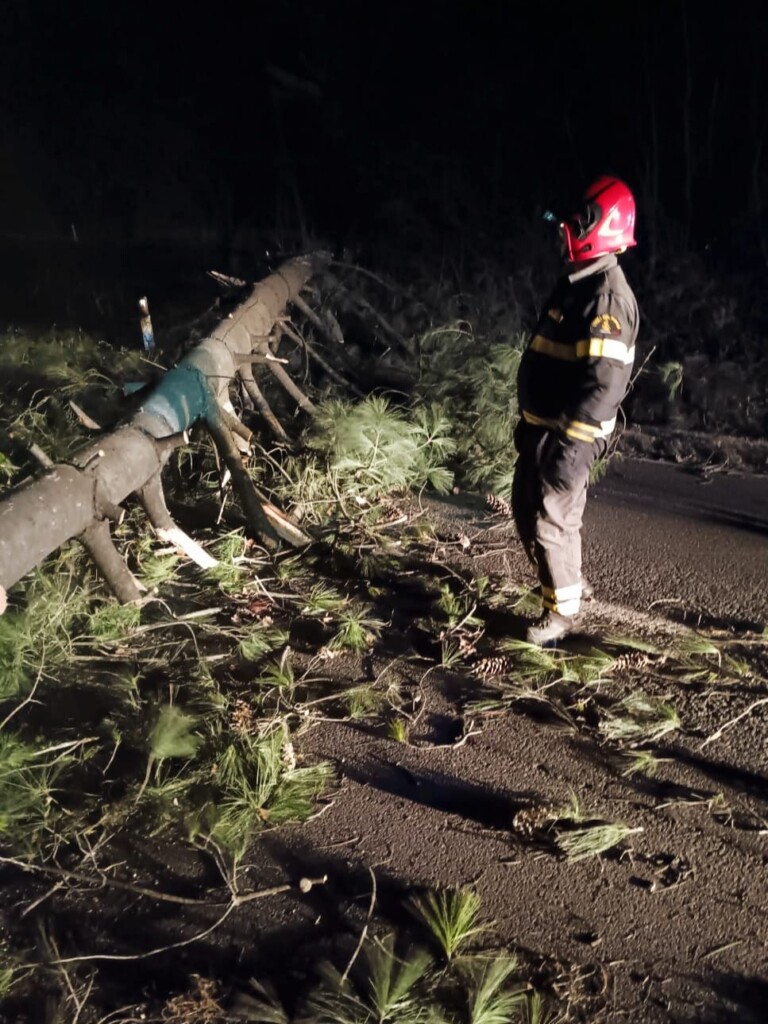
[566,253,618,284]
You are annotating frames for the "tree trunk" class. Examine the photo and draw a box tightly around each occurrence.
[0,253,325,606]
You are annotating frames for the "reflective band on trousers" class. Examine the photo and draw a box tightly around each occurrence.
[529,335,635,364]
[541,583,581,616]
[522,410,617,439]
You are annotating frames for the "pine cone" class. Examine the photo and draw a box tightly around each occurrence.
[473,654,514,677]
[513,805,554,837]
[380,500,407,522]
[230,698,258,735]
[610,650,654,672]
[486,493,513,517]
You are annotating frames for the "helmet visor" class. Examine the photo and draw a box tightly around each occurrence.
[571,201,602,241]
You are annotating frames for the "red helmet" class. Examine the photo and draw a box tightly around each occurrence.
[559,176,637,264]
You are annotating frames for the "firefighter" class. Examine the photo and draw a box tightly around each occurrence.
[513,176,639,645]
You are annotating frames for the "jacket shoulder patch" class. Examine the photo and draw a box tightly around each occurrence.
[590,313,622,338]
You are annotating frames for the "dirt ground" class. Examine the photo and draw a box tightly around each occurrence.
[1,451,767,1024]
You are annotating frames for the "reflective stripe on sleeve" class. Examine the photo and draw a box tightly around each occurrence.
[529,335,634,364]
[586,338,635,363]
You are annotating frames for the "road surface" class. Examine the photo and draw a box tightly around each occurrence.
[587,459,768,627]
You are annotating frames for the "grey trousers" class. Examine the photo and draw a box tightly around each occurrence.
[511,423,602,616]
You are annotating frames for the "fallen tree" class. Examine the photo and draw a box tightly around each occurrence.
[0,253,328,612]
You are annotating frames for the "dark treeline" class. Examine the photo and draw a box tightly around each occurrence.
[0,1,766,434]
[1,1,767,258]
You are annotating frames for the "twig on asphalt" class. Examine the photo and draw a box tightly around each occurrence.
[41,874,328,966]
[701,697,768,747]
[2,855,327,910]
[340,866,377,984]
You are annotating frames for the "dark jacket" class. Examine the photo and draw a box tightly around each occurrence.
[517,254,639,443]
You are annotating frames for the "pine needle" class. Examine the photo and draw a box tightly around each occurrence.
[557,822,641,862]
[409,888,486,960]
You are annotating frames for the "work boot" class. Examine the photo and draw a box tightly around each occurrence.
[526,611,581,646]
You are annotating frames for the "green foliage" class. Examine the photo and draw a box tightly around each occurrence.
[0,330,148,473]
[86,599,142,643]
[498,639,559,680]
[556,822,639,862]
[0,964,15,999]
[462,955,526,1024]
[388,718,408,743]
[329,606,384,653]
[260,655,296,690]
[302,582,349,615]
[554,792,588,824]
[603,634,661,654]
[149,705,202,760]
[138,552,181,590]
[0,330,142,389]
[409,888,486,961]
[144,720,331,859]
[207,728,331,857]
[722,654,753,678]
[440,639,464,668]
[601,692,680,744]
[622,750,664,778]
[304,934,433,1024]
[526,990,557,1024]
[0,560,91,697]
[658,360,684,399]
[297,894,548,1023]
[0,941,24,1000]
[342,684,388,720]
[296,396,456,515]
[437,585,483,632]
[0,452,17,482]
[0,734,76,852]
[267,762,333,824]
[504,586,543,617]
[557,649,616,684]
[365,933,433,1022]
[238,624,290,662]
[415,323,525,494]
[589,455,610,484]
[237,979,290,1024]
[671,633,720,659]
[205,531,249,592]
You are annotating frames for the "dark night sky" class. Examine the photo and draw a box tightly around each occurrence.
[1,0,767,258]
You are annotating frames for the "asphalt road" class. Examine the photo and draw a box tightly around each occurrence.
[585,460,768,628]
[295,457,768,1024]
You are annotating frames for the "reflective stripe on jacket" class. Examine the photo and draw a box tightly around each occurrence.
[517,253,639,441]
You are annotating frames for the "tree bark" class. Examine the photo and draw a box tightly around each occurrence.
[0,253,326,602]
